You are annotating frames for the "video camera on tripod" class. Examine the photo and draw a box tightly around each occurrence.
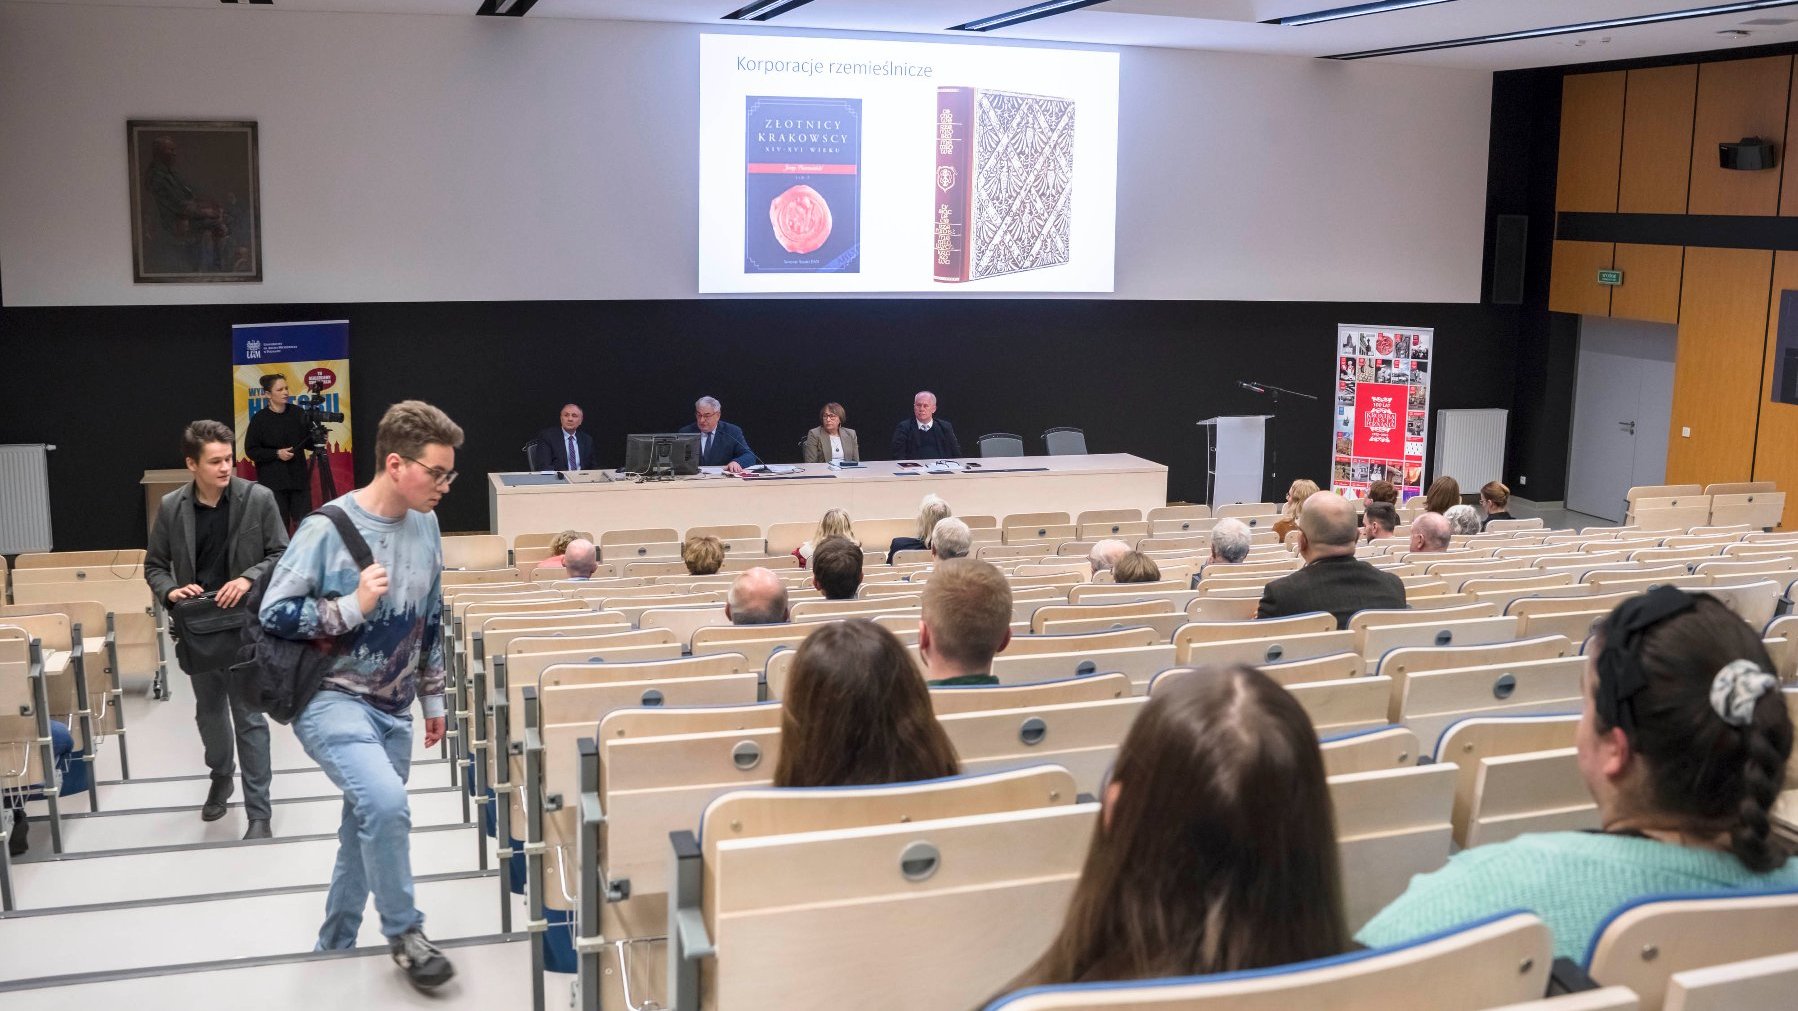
[295,377,344,499]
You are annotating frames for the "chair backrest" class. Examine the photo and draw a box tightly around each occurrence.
[1586,889,1798,1009]
[1285,675,1397,735]
[1361,615,1521,662]
[1040,427,1088,456]
[1664,949,1798,1011]
[1330,763,1458,931]
[637,604,731,647]
[1397,654,1586,748]
[1484,518,1546,532]
[1320,725,1421,775]
[1030,598,1172,632]
[1433,713,1581,841]
[928,672,1132,714]
[1709,491,1786,530]
[791,594,921,619]
[945,697,1147,794]
[978,432,1027,457]
[1215,502,1282,519]
[440,568,526,586]
[1463,747,1598,848]
[992,643,1177,691]
[441,534,508,570]
[982,911,1550,1011]
[1704,580,1784,629]
[1179,629,1357,669]
[14,549,146,569]
[1349,602,1499,633]
[1003,626,1161,657]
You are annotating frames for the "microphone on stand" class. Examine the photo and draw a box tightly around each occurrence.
[1237,380,1267,394]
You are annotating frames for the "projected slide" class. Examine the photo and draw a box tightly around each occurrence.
[699,34,1119,294]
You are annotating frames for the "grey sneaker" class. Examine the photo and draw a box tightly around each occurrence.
[390,928,455,991]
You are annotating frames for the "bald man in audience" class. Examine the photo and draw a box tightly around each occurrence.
[725,567,789,625]
[1257,491,1406,628]
[1088,538,1130,577]
[1409,511,1452,553]
[562,538,598,580]
[919,558,1012,686]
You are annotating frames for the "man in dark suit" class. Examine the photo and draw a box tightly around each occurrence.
[890,390,963,459]
[145,420,289,839]
[1257,491,1405,629]
[533,403,594,471]
[678,396,757,473]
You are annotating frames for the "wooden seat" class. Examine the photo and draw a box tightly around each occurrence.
[1259,651,1366,684]
[1078,520,1150,540]
[680,767,1093,1011]
[1286,675,1397,735]
[1348,602,1499,633]
[1037,612,1187,640]
[1375,636,1575,715]
[982,911,1550,1011]
[1703,580,1784,628]
[1518,608,1610,644]
[1003,626,1161,657]
[1147,505,1212,534]
[928,672,1132,714]
[1484,517,1546,532]
[14,549,147,569]
[945,697,1146,794]
[1171,612,1336,650]
[1708,491,1786,530]
[1215,502,1281,519]
[1360,615,1521,661]
[991,643,1177,691]
[1432,713,1581,843]
[1179,629,1356,669]
[1631,496,1714,531]
[1397,654,1586,747]
[1462,747,1596,847]
[1586,889,1798,1010]
[1184,595,1260,621]
[1331,763,1458,931]
[981,543,1056,560]
[1320,725,1420,775]
[441,568,526,586]
[441,533,508,570]
[638,605,731,648]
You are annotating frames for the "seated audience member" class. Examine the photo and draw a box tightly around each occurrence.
[1005,664,1348,989]
[725,567,789,626]
[890,390,963,460]
[682,534,725,576]
[1257,492,1406,628]
[1112,551,1161,584]
[1362,501,1399,542]
[795,507,857,567]
[1364,479,1399,505]
[802,402,860,464]
[919,558,1012,686]
[1359,588,1797,960]
[533,403,592,472]
[679,396,757,474]
[1424,475,1461,514]
[1088,538,1130,577]
[1444,503,1482,537]
[774,621,960,788]
[1271,478,1320,544]
[1208,518,1253,565]
[6,719,87,856]
[1480,480,1515,528]
[562,538,598,580]
[930,517,972,560]
[887,493,953,564]
[1409,511,1452,553]
[537,529,581,568]
[811,537,863,601]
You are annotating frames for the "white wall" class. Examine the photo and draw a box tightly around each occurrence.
[0,3,1492,307]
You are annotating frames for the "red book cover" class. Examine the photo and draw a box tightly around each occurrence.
[934,87,974,283]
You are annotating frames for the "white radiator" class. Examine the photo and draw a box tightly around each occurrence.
[0,444,54,554]
[1433,410,1508,491]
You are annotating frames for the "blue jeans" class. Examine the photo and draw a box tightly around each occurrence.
[292,689,423,948]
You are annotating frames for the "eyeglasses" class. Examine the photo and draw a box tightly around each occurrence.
[404,457,458,487]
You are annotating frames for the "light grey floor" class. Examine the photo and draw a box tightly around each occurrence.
[1509,498,1614,532]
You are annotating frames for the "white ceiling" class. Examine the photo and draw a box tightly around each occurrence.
[41,0,1798,69]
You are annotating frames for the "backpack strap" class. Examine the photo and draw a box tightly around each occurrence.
[315,504,377,572]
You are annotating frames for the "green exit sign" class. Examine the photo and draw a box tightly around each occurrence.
[1597,269,1624,286]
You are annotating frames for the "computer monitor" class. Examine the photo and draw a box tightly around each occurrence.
[623,433,701,476]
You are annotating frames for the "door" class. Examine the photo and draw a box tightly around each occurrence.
[1565,317,1677,522]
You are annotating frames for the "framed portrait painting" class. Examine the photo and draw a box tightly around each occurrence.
[127,120,262,283]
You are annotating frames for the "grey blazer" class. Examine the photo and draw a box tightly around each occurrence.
[802,426,860,464]
[145,476,289,603]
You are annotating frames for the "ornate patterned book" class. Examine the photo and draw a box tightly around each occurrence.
[745,96,861,274]
[934,87,1075,283]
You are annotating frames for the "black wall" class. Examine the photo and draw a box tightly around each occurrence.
[0,298,1523,549]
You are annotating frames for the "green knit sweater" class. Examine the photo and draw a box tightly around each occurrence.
[1356,831,1798,961]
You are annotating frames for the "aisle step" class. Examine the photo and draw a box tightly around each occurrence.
[28,759,450,814]
[0,872,507,985]
[34,787,466,855]
[0,934,539,1009]
[10,824,479,910]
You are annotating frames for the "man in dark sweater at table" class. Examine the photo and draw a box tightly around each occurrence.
[1258,491,1406,629]
[891,390,963,459]
[920,558,1011,686]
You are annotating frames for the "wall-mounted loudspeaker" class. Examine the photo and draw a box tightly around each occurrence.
[1489,213,1527,306]
[1720,137,1776,171]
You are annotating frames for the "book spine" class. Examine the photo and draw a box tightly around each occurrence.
[934,87,973,283]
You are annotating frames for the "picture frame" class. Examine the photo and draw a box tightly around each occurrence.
[127,119,261,283]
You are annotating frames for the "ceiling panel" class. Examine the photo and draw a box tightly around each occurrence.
[29,0,1798,70]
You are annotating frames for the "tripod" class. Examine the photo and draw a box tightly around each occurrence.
[305,420,337,505]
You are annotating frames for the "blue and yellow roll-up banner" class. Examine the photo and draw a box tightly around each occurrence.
[231,320,353,506]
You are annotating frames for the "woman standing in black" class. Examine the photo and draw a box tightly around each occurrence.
[244,374,311,529]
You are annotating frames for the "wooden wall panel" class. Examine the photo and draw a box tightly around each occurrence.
[1556,72,1626,213]
[1619,65,1697,214]
[1667,247,1774,485]
[1549,240,1614,316]
[1753,251,1798,529]
[1688,56,1792,216]
[1783,71,1798,216]
[1610,243,1684,324]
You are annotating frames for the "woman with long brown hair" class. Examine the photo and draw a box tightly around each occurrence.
[1423,475,1461,514]
[1007,664,1349,988]
[774,620,960,788]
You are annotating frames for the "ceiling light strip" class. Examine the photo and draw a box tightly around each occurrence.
[1266,0,1459,28]
[950,0,1111,33]
[1324,0,1798,59]
[721,0,820,20]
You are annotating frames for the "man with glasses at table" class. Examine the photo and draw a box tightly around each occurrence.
[258,400,463,992]
[678,395,758,475]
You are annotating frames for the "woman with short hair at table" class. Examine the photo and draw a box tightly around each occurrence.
[802,403,860,464]
[887,493,953,565]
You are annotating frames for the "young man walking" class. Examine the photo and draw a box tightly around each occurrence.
[258,400,461,990]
